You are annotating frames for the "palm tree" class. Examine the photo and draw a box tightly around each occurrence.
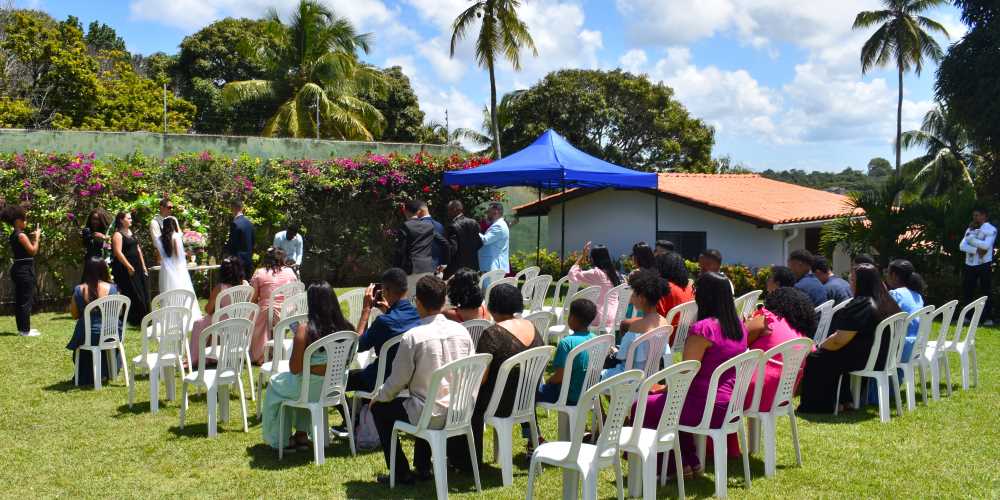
[820,176,919,268]
[450,0,537,158]
[222,0,385,140]
[451,90,523,154]
[853,0,949,175]
[901,102,983,197]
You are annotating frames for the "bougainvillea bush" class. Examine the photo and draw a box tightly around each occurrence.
[0,150,498,300]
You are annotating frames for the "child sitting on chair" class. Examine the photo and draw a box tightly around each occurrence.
[537,298,599,405]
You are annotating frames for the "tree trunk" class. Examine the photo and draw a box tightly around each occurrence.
[895,65,903,176]
[488,60,502,159]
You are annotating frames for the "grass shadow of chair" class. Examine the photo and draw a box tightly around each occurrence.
[42,379,82,392]
[246,439,359,470]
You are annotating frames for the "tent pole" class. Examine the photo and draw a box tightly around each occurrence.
[654,191,659,242]
[560,183,566,275]
[536,187,541,267]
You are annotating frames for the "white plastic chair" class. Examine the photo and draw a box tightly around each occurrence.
[268,280,305,330]
[745,338,812,478]
[462,319,493,348]
[523,310,556,339]
[734,290,763,320]
[537,334,614,441]
[929,296,985,391]
[74,294,131,390]
[278,331,359,464]
[179,318,253,437]
[281,292,309,318]
[664,300,698,356]
[485,276,518,305]
[922,300,958,400]
[620,360,700,500]
[128,306,191,413]
[256,314,307,417]
[679,349,763,499]
[624,325,673,379]
[547,286,602,344]
[521,274,553,310]
[151,288,197,312]
[543,276,580,318]
[479,269,506,291]
[813,300,835,344]
[350,334,407,425]
[214,284,253,311]
[483,345,555,486]
[834,312,908,423]
[515,265,541,286]
[390,354,492,500]
[338,288,365,328]
[897,305,936,410]
[601,283,632,335]
[212,302,260,402]
[527,370,643,500]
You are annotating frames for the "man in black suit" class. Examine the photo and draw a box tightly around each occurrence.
[225,199,255,272]
[444,200,482,279]
[393,199,447,293]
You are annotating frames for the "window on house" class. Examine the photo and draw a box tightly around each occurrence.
[656,231,707,262]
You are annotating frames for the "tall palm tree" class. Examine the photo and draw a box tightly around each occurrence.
[222,0,385,140]
[450,0,537,158]
[901,102,983,197]
[853,0,948,175]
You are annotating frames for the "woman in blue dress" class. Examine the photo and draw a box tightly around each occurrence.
[887,259,926,363]
[261,281,355,451]
[67,256,120,387]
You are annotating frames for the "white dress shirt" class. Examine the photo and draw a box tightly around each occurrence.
[272,230,303,266]
[959,222,996,266]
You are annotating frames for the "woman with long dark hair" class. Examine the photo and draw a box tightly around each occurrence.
[261,282,355,450]
[66,256,119,386]
[153,216,201,321]
[249,247,299,363]
[110,211,150,326]
[631,242,657,272]
[887,259,926,362]
[655,251,695,318]
[3,202,41,336]
[567,241,622,331]
[798,263,902,413]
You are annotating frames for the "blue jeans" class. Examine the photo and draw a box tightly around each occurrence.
[524,384,565,438]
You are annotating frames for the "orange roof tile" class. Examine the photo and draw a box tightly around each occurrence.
[515,173,858,227]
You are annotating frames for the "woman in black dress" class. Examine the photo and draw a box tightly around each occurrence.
[3,203,41,336]
[798,263,901,413]
[110,211,150,326]
[81,209,110,261]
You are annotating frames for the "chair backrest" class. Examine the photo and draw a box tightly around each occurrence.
[483,345,555,420]
[486,277,519,305]
[514,266,541,285]
[338,288,366,330]
[951,296,987,347]
[813,300,835,344]
[139,306,191,362]
[734,290,763,320]
[523,311,556,338]
[462,319,493,348]
[271,314,308,365]
[83,294,131,348]
[369,334,405,389]
[926,299,958,357]
[571,370,643,461]
[215,284,254,311]
[555,334,615,406]
[525,275,553,312]
[213,302,259,324]
[903,305,936,364]
[282,292,309,319]
[624,325,673,379]
[665,300,698,353]
[479,269,507,291]
[603,283,632,334]
[550,275,570,308]
[560,285,602,328]
[298,331,359,405]
[831,299,851,316]
[861,312,909,372]
[270,280,305,303]
[750,338,813,414]
[696,349,763,429]
[627,360,700,449]
[413,353,493,432]
[194,318,252,378]
[151,289,196,312]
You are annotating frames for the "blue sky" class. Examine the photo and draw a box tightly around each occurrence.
[22,0,965,172]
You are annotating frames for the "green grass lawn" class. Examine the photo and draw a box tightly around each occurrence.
[1,303,998,498]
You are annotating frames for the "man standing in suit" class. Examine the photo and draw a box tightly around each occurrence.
[443,200,482,279]
[225,199,255,272]
[416,201,446,272]
[149,196,173,264]
[394,199,447,295]
[478,202,510,274]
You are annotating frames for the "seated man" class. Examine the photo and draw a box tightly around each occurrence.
[813,256,852,303]
[788,249,829,306]
[370,276,474,485]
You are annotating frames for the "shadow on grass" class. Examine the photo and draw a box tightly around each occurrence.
[246,439,366,470]
[42,379,81,392]
[797,406,881,424]
[0,330,22,336]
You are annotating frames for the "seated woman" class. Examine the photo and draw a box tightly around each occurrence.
[637,272,748,477]
[67,257,119,387]
[261,282,355,451]
[798,264,902,413]
[886,259,925,363]
[567,241,622,331]
[451,283,543,470]
[443,268,491,322]
[189,257,247,367]
[602,270,670,379]
[249,247,299,364]
[743,286,817,411]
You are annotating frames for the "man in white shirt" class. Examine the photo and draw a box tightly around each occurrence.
[959,205,996,325]
[272,223,303,267]
[370,275,473,486]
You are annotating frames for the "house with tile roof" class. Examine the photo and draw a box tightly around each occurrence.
[515,173,858,271]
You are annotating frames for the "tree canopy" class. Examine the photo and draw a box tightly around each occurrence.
[359,66,425,142]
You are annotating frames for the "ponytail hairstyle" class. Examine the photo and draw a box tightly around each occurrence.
[590,245,621,286]
[887,259,925,295]
[160,217,178,258]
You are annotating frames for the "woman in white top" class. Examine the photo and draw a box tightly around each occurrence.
[154,216,202,321]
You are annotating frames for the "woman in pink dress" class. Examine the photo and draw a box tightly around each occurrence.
[743,286,816,411]
[189,257,247,366]
[249,248,299,364]
[567,241,622,331]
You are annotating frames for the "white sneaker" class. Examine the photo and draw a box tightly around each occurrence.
[20,329,40,337]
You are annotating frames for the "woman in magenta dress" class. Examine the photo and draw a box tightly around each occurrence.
[567,241,622,331]
[743,286,817,411]
[249,248,299,364]
[189,257,247,366]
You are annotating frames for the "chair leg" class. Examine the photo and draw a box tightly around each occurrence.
[431,434,449,500]
[244,352,256,401]
[614,456,625,500]
[179,382,188,429]
[789,409,802,467]
[278,405,286,460]
[93,350,103,390]
[526,458,538,500]
[738,425,751,489]
[528,414,541,449]
[747,417,760,455]
[311,407,324,465]
[118,343,130,388]
[930,359,941,400]
[876,376,891,423]
[389,428,398,488]
[207,386,218,438]
[341,399,356,456]
[149,367,159,414]
[237,378,249,433]
[220,385,231,423]
[673,440,686,499]
[943,355,953,396]
[970,347,978,388]
[903,367,916,411]
[581,469,598,500]
[890,373,904,417]
[696,434,706,468]
[255,371,265,419]
[127,363,136,408]
[165,365,177,401]
[761,414,777,477]
[627,452,641,498]
[713,433,729,499]
[466,429,482,492]
[917,364,928,405]
[563,466,580,500]
[496,423,514,486]
[74,350,80,387]
[960,350,971,390]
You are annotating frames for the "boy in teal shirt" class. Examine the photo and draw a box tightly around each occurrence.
[538,298,598,405]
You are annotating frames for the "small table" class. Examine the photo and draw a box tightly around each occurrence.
[148,264,221,293]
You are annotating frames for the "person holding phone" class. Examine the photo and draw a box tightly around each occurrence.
[3,203,41,337]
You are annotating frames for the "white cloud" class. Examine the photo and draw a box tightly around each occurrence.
[417,36,468,84]
[616,0,739,45]
[402,0,467,31]
[618,49,648,74]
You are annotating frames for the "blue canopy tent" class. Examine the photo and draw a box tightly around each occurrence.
[443,129,658,269]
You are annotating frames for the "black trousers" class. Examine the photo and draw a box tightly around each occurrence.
[10,262,34,333]
[372,398,431,478]
[963,263,993,320]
